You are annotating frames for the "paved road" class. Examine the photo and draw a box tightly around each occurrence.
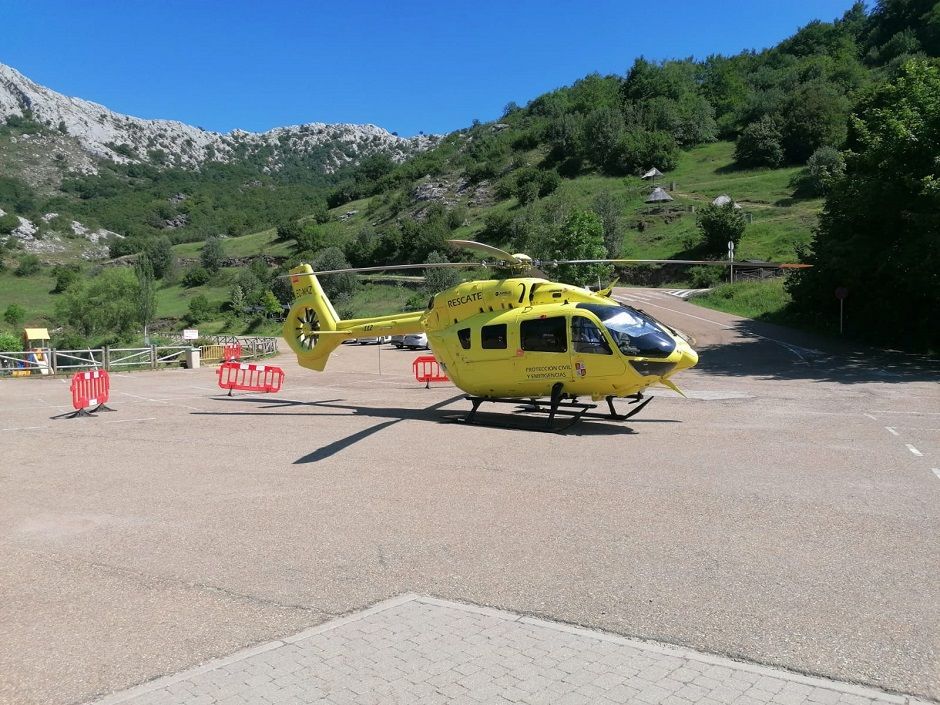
[1,289,937,704]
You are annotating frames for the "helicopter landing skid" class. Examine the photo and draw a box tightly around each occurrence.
[458,395,595,432]
[518,393,652,423]
[457,391,650,432]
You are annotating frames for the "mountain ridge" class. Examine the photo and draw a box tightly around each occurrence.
[0,62,438,173]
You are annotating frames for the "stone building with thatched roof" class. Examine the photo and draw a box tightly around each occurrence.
[645,186,673,203]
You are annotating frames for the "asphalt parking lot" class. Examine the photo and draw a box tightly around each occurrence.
[1,288,938,705]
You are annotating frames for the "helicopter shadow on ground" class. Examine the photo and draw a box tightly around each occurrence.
[695,318,940,385]
[196,394,664,464]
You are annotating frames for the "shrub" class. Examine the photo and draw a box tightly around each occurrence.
[186,295,216,324]
[3,303,26,327]
[689,265,726,289]
[0,331,21,351]
[696,203,747,255]
[0,212,19,235]
[803,147,846,196]
[51,264,81,293]
[15,254,41,277]
[182,266,210,287]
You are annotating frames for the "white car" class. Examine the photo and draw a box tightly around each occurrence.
[402,332,429,350]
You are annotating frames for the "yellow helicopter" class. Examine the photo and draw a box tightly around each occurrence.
[282,240,778,427]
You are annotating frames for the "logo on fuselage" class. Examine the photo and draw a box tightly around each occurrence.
[447,292,483,308]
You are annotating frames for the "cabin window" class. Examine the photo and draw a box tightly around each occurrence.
[521,317,567,353]
[481,324,507,349]
[572,316,612,355]
[458,328,471,350]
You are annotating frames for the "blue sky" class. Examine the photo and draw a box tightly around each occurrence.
[1,1,856,137]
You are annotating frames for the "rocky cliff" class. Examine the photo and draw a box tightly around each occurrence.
[0,62,437,174]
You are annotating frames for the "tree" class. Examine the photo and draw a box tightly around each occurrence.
[781,81,850,162]
[787,59,940,349]
[145,236,174,279]
[592,192,623,258]
[423,251,461,294]
[54,268,141,340]
[200,235,224,273]
[3,303,25,327]
[311,247,358,302]
[135,256,156,343]
[614,129,678,173]
[276,221,303,243]
[260,290,282,318]
[696,203,747,255]
[734,116,784,167]
[543,210,610,286]
[186,295,215,324]
[228,284,246,315]
[580,106,625,171]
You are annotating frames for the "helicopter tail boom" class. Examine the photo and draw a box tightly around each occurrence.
[283,264,426,372]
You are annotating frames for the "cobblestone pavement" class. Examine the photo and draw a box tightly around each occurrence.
[88,595,921,705]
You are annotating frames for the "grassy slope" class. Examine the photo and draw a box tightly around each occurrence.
[172,228,292,259]
[0,141,820,332]
[0,270,58,326]
[693,278,792,320]
[329,141,819,264]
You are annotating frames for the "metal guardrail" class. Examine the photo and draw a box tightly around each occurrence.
[0,336,278,377]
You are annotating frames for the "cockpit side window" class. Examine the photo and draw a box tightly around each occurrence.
[572,316,612,355]
[457,328,471,350]
[575,303,676,358]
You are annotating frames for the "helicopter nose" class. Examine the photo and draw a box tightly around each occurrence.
[675,345,699,372]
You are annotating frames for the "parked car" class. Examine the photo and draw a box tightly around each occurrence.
[402,332,429,350]
[358,335,390,345]
[390,335,406,348]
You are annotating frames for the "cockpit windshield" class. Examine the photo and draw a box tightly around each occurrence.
[576,303,676,358]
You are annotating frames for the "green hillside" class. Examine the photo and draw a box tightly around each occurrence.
[1,0,936,349]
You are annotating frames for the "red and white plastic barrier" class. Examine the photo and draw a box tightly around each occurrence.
[222,343,242,362]
[216,361,285,395]
[412,355,449,388]
[53,369,115,419]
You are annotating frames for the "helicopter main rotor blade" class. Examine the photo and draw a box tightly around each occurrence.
[446,239,522,265]
[547,258,811,268]
[277,262,481,277]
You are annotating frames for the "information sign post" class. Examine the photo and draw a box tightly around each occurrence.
[835,287,848,335]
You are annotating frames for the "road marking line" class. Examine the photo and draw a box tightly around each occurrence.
[0,426,42,431]
[613,294,820,363]
[933,468,940,480]
[864,413,877,420]
[885,427,899,436]
[868,410,940,416]
[906,444,923,457]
